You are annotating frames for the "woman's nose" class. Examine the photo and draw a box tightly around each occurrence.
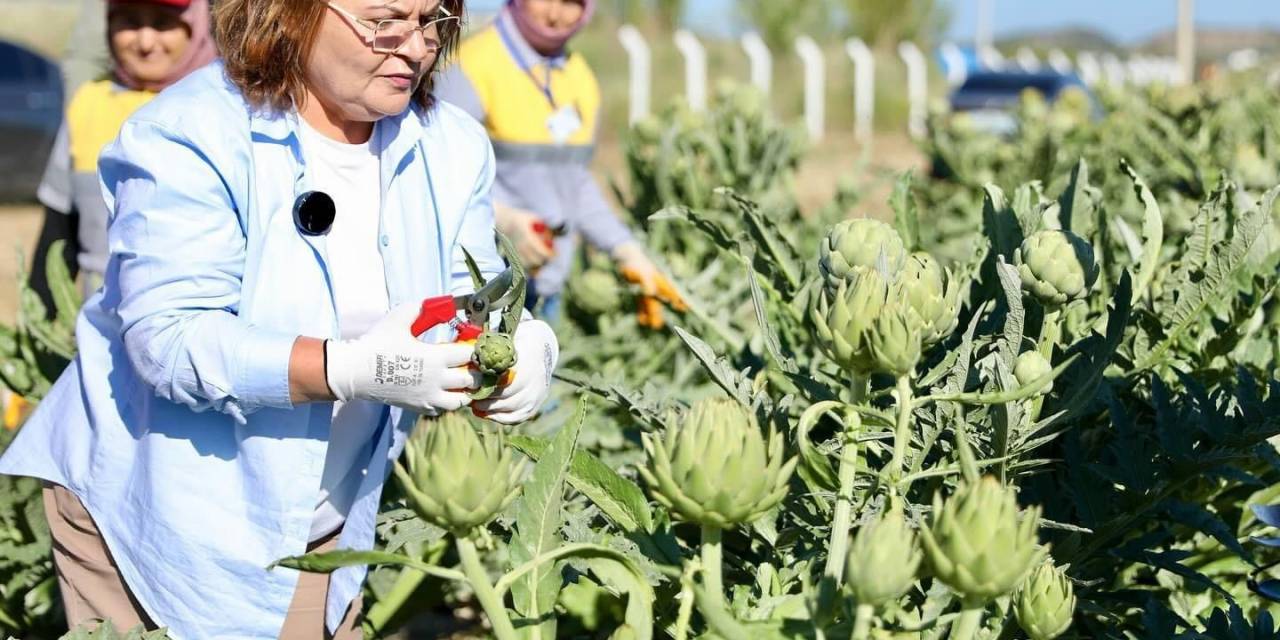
[135,27,158,52]
[397,31,433,63]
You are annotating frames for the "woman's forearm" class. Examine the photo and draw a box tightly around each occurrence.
[289,337,335,404]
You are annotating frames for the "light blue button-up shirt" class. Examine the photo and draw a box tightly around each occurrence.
[0,63,505,638]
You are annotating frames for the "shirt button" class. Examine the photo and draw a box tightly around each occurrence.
[380,235,390,247]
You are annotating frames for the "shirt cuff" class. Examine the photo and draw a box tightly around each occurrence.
[233,328,298,410]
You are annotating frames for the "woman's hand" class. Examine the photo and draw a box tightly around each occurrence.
[495,204,555,271]
[472,319,558,424]
[324,304,479,414]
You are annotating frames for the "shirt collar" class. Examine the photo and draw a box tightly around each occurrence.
[497,8,568,70]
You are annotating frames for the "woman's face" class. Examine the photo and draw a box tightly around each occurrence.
[304,0,444,127]
[522,0,585,31]
[108,4,192,84]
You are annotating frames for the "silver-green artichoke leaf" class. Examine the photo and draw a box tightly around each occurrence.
[638,398,797,528]
[819,218,907,289]
[810,267,889,375]
[393,413,525,536]
[919,476,1046,602]
[845,505,922,608]
[1015,560,1076,640]
[1015,230,1099,308]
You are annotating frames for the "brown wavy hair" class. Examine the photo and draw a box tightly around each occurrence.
[213,0,465,113]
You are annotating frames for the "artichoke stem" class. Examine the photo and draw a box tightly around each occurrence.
[888,376,915,491]
[823,428,860,583]
[674,561,698,640]
[1031,309,1062,422]
[850,603,876,640]
[948,599,987,640]
[700,524,727,609]
[364,540,448,634]
[456,535,519,640]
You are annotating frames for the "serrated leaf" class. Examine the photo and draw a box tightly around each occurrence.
[890,171,921,251]
[1120,159,1164,303]
[1164,500,1252,562]
[508,434,654,534]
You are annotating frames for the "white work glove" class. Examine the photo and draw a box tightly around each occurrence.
[495,203,555,271]
[472,319,559,424]
[325,303,480,415]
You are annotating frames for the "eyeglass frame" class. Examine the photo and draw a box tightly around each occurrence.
[324,1,461,55]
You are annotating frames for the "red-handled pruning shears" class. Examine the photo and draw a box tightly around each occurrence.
[410,268,519,341]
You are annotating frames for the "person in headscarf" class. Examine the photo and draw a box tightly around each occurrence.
[29,0,216,303]
[436,0,687,327]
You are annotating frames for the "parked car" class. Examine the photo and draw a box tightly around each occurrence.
[0,40,62,203]
[947,70,1095,137]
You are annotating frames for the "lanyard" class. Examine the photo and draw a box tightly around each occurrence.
[496,18,559,109]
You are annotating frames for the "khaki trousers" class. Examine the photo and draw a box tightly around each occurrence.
[43,483,363,639]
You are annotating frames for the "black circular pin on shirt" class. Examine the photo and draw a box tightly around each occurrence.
[293,191,335,236]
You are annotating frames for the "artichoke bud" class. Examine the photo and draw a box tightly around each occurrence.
[394,413,525,535]
[473,332,517,375]
[919,477,1046,602]
[867,302,923,378]
[1014,351,1054,394]
[638,398,797,528]
[810,268,889,375]
[900,252,961,346]
[846,505,922,608]
[1015,230,1099,308]
[819,219,907,289]
[1015,560,1076,640]
[568,269,623,315]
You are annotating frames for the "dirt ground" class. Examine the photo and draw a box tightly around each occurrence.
[0,132,923,324]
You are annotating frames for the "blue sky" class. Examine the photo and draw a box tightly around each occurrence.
[474,0,1280,44]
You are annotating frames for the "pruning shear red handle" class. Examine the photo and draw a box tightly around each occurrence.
[408,267,518,342]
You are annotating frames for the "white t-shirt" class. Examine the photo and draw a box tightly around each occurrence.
[298,119,391,541]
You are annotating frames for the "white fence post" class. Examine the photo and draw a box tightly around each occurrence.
[1015,47,1042,72]
[979,45,1005,71]
[1076,51,1101,85]
[741,31,773,95]
[939,41,968,86]
[898,41,928,140]
[846,38,875,142]
[674,30,708,112]
[794,35,826,142]
[618,25,651,124]
[1047,49,1073,74]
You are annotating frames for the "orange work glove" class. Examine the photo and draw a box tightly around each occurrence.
[613,242,688,329]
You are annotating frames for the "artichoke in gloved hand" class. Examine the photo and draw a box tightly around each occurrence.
[810,267,889,375]
[473,331,517,375]
[1015,230,1099,308]
[819,219,906,289]
[845,505,922,608]
[919,476,1045,602]
[1015,560,1076,640]
[638,398,796,528]
[393,413,525,535]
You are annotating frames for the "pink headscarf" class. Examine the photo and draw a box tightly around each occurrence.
[108,0,217,92]
[507,0,596,57]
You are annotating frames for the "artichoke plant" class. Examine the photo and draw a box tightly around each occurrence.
[919,477,1045,602]
[810,267,890,375]
[1014,351,1054,392]
[819,219,906,289]
[1015,560,1076,640]
[568,268,623,316]
[1015,230,1099,308]
[638,398,796,528]
[845,505,922,608]
[473,331,517,375]
[899,252,961,346]
[393,413,524,535]
[867,303,923,378]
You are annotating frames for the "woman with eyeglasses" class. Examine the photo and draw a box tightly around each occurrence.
[0,1,559,637]
[28,0,215,308]
[436,0,687,328]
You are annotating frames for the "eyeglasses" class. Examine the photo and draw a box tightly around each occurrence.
[324,1,460,55]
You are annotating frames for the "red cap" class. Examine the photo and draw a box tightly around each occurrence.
[108,0,192,7]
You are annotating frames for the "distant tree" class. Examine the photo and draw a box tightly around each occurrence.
[655,0,684,29]
[740,0,836,51]
[842,0,950,51]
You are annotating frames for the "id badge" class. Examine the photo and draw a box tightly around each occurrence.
[546,106,583,144]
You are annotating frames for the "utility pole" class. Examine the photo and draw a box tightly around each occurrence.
[1176,0,1195,85]
[975,0,994,52]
